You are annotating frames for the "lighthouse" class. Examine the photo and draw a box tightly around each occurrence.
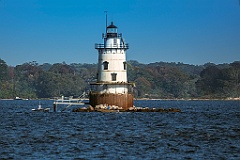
[89,21,135,110]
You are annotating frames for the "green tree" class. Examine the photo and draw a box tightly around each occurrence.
[0,58,8,81]
[221,62,240,98]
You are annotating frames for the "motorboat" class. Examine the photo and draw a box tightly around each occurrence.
[32,104,50,112]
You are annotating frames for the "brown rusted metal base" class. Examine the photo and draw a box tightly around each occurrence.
[89,93,134,110]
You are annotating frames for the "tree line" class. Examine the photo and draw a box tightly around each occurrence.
[0,58,239,99]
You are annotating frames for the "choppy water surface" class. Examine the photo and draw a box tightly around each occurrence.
[0,100,239,159]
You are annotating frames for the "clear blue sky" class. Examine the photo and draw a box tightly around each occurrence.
[0,0,240,66]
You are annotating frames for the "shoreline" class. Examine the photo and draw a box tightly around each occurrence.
[135,98,240,101]
[1,98,239,101]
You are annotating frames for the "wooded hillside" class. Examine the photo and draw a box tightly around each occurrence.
[0,58,239,99]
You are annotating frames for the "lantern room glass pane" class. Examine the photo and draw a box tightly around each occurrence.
[107,28,117,33]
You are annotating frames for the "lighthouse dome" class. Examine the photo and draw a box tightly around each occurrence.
[107,22,117,29]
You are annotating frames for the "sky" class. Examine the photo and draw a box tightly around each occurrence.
[0,0,240,66]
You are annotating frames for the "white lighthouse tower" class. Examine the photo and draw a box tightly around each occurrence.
[89,21,134,110]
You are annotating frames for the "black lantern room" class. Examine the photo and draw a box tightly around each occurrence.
[106,22,117,38]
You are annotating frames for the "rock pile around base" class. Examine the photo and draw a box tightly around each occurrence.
[72,105,181,112]
[95,104,123,110]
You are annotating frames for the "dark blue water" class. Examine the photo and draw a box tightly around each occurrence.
[0,100,239,159]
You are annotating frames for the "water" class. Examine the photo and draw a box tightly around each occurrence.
[0,100,239,159]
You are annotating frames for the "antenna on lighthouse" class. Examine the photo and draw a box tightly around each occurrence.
[104,11,108,34]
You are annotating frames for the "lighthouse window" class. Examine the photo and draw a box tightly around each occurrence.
[123,62,127,70]
[107,28,117,33]
[103,61,109,70]
[111,73,117,81]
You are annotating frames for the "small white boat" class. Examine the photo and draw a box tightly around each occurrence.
[32,104,50,112]
[15,97,22,100]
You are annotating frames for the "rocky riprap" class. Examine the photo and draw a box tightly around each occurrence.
[72,105,181,112]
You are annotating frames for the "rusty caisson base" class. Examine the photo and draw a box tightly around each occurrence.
[89,93,134,110]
